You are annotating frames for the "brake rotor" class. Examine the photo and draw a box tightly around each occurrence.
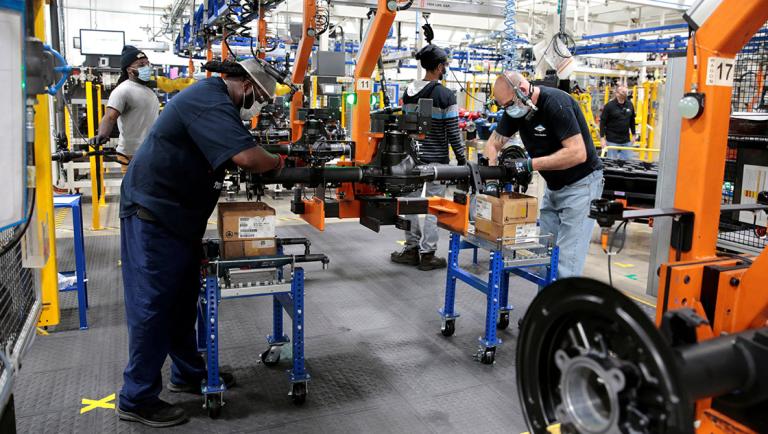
[516,278,693,434]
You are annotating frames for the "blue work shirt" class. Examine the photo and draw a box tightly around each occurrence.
[120,77,256,241]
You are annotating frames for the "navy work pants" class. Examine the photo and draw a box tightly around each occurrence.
[118,214,206,411]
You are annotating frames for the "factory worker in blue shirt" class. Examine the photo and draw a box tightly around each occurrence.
[116,59,283,428]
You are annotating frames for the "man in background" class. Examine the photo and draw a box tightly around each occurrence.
[390,44,466,271]
[95,45,159,170]
[600,85,637,160]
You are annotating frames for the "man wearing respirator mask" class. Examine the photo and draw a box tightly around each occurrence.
[116,59,283,428]
[95,46,160,170]
[484,71,604,279]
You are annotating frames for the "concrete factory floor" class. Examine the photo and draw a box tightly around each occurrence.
[15,194,656,433]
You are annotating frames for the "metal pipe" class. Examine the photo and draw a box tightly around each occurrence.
[214,253,329,270]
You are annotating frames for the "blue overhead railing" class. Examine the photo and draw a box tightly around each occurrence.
[575,25,767,55]
[580,24,688,41]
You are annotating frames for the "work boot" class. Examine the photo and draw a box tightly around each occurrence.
[391,247,420,265]
[117,399,188,428]
[418,252,447,270]
[168,371,236,394]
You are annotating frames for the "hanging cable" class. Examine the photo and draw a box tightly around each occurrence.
[502,0,518,70]
[602,220,629,287]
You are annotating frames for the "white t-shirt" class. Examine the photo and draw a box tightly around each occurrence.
[106,80,159,155]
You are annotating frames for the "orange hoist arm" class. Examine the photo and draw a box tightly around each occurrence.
[673,0,768,262]
[289,0,317,143]
[351,0,397,165]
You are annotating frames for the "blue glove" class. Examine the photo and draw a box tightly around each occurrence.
[504,158,533,176]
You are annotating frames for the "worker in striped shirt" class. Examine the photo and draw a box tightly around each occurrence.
[391,44,467,271]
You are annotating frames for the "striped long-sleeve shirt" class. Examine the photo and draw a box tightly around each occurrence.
[402,80,466,165]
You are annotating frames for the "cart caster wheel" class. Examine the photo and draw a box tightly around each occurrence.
[441,319,456,337]
[260,346,281,366]
[497,311,510,330]
[291,382,307,405]
[480,347,496,365]
[206,395,222,419]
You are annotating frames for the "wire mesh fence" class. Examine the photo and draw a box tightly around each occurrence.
[719,22,768,253]
[0,227,37,386]
[731,25,768,113]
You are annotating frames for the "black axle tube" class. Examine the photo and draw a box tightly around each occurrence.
[260,163,509,186]
[676,327,768,402]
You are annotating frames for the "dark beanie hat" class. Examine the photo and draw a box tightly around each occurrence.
[120,45,147,72]
[415,44,448,70]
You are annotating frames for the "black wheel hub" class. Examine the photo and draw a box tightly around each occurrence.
[515,278,693,434]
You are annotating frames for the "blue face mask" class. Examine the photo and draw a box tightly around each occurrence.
[505,103,530,119]
[136,65,152,82]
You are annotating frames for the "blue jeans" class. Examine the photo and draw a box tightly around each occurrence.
[404,180,447,253]
[119,214,206,411]
[605,141,636,160]
[540,170,604,279]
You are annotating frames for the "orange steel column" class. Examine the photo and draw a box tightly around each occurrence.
[258,15,267,60]
[251,14,270,129]
[673,0,768,261]
[221,30,230,60]
[351,0,396,164]
[206,40,213,78]
[289,0,317,142]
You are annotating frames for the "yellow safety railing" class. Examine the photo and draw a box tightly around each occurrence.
[33,0,60,327]
[572,91,601,146]
[85,82,102,230]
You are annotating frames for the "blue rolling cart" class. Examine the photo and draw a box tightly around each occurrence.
[439,230,558,364]
[197,238,328,418]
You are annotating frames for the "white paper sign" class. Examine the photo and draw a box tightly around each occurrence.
[356,78,372,91]
[738,164,768,227]
[0,12,25,230]
[238,216,276,239]
[706,57,736,87]
[477,198,492,221]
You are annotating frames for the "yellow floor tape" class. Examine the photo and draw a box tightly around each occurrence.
[80,393,115,414]
[521,424,561,434]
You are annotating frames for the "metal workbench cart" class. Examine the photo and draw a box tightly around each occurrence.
[439,230,558,364]
[197,238,329,418]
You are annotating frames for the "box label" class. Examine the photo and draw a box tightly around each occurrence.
[238,215,275,239]
[515,223,540,243]
[477,198,492,221]
[250,239,275,248]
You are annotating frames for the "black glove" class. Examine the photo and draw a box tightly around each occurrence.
[89,134,109,147]
[504,158,533,176]
[455,157,467,167]
[483,181,500,197]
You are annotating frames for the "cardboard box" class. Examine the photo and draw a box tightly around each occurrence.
[476,193,538,225]
[475,219,540,245]
[218,202,277,258]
